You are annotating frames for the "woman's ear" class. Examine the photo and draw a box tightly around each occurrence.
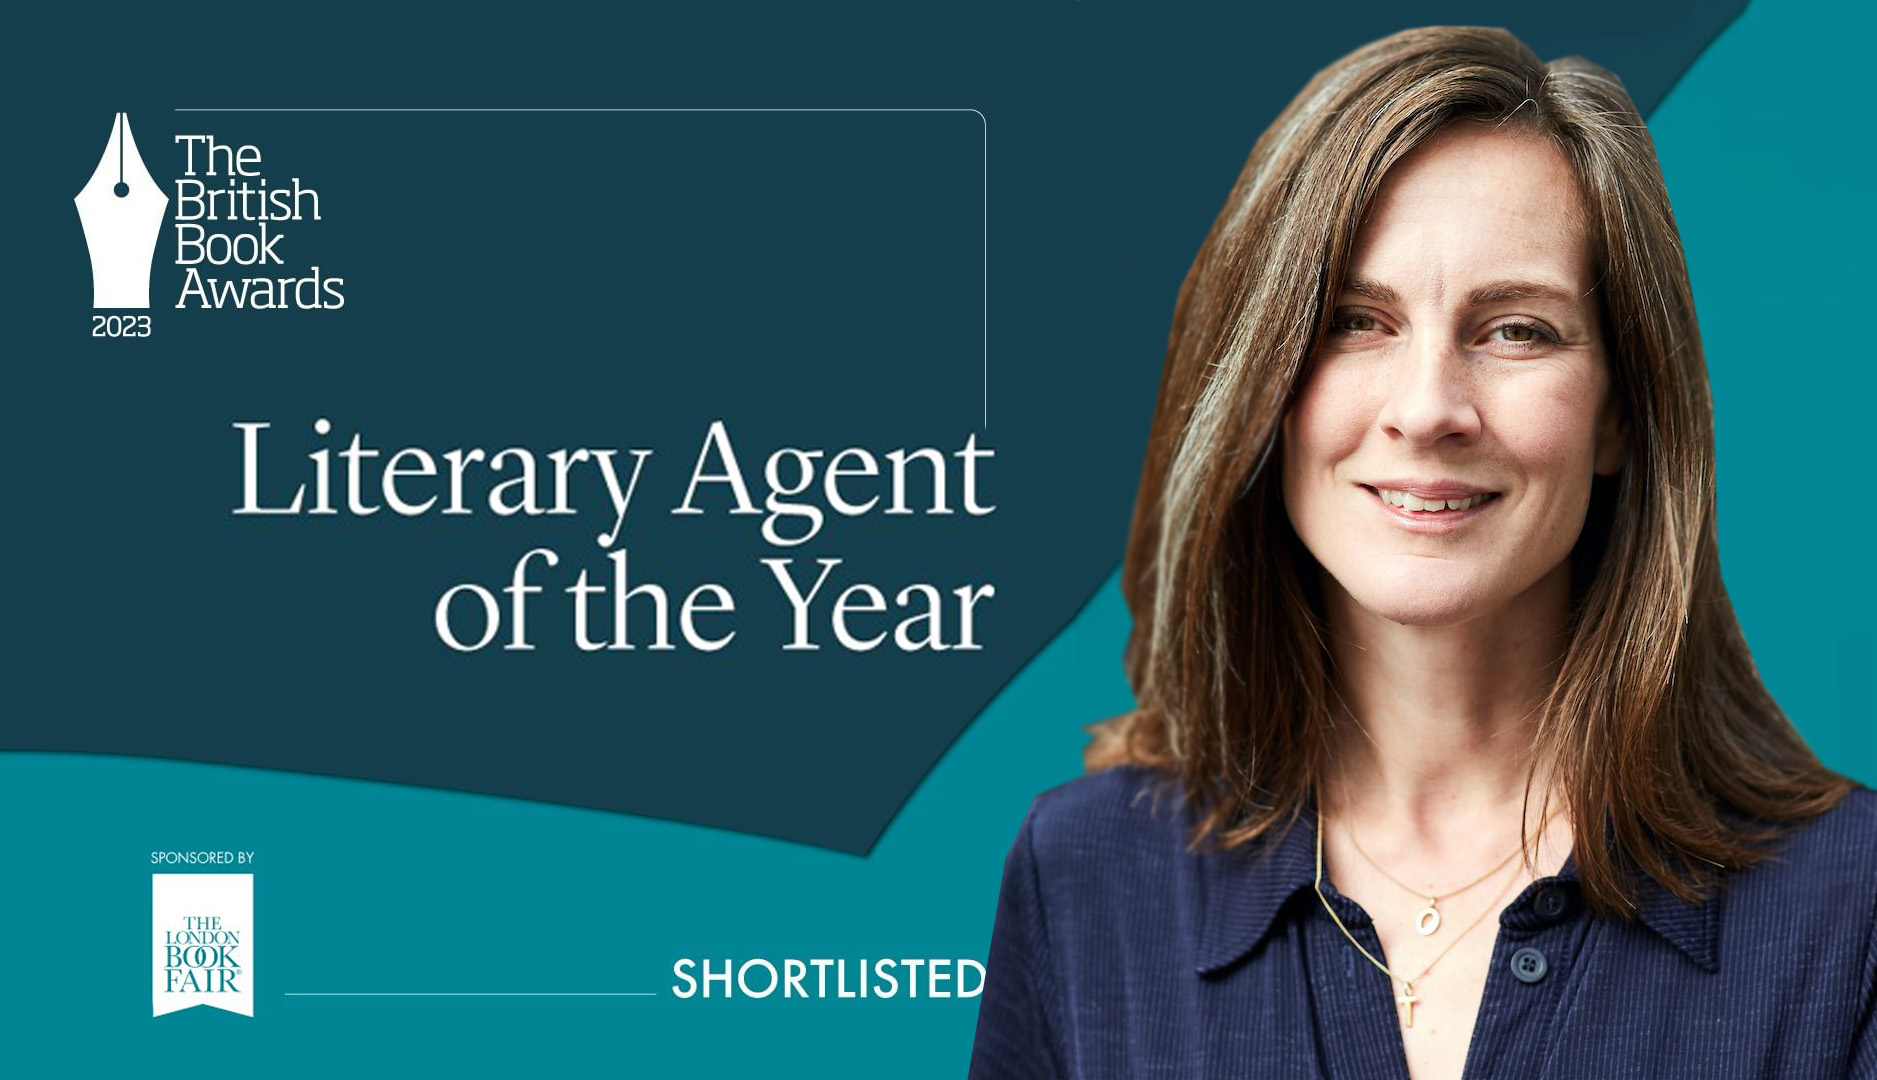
[1593,390,1628,476]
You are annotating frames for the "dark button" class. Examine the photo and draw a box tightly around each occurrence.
[1533,885,1569,920]
[1510,946,1549,984]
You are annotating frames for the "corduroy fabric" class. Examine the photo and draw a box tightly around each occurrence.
[969,764,1877,1079]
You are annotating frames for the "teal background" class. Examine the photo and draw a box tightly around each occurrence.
[3,0,1871,1074]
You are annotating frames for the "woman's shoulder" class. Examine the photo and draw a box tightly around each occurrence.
[1029,762,1190,830]
[1736,780,1877,889]
[1019,764,1197,877]
[1715,779,1877,966]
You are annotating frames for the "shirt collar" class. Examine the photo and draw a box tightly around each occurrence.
[1190,788,1721,976]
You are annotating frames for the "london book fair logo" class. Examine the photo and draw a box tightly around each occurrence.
[75,110,346,339]
[152,873,255,1017]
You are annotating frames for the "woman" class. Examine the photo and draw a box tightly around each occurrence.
[969,25,1874,1080]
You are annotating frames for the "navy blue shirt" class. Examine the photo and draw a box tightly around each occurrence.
[969,764,1877,1079]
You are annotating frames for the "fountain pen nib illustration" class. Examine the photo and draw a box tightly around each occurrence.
[75,112,169,309]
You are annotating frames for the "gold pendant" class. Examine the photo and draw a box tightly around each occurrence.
[1397,981,1418,1028]
[1415,898,1441,936]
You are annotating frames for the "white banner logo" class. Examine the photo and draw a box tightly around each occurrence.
[152,873,254,1017]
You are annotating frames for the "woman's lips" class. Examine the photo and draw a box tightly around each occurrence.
[1359,484,1501,531]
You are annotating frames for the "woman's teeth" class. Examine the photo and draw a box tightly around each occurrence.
[1377,488,1496,512]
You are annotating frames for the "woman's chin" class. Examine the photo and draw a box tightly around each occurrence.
[1332,564,1501,627]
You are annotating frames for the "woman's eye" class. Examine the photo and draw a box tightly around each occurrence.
[1330,311,1384,334]
[1488,320,1561,349]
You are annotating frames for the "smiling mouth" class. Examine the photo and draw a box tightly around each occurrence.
[1359,485,1501,513]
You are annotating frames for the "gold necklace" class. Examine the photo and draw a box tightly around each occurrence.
[1313,800,1531,1030]
[1346,806,1565,937]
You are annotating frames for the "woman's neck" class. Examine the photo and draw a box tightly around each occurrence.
[1316,560,1573,853]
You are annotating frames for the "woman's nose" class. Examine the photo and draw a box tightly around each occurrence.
[1375,329,1482,446]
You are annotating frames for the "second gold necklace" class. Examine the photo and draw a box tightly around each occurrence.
[1314,807,1523,1030]
[1345,805,1566,936]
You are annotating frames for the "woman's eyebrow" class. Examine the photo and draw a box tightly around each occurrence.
[1462,279,1584,306]
[1341,277,1401,305]
[1337,277,1590,308]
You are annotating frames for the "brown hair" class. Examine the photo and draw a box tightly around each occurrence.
[1086,25,1854,918]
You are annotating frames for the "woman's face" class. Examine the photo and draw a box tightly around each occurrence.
[1280,124,1627,627]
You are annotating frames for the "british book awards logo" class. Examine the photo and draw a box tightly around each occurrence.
[75,109,345,338]
[74,112,167,311]
[153,873,254,1017]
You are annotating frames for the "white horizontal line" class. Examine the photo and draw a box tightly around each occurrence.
[284,991,658,997]
[174,107,980,113]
